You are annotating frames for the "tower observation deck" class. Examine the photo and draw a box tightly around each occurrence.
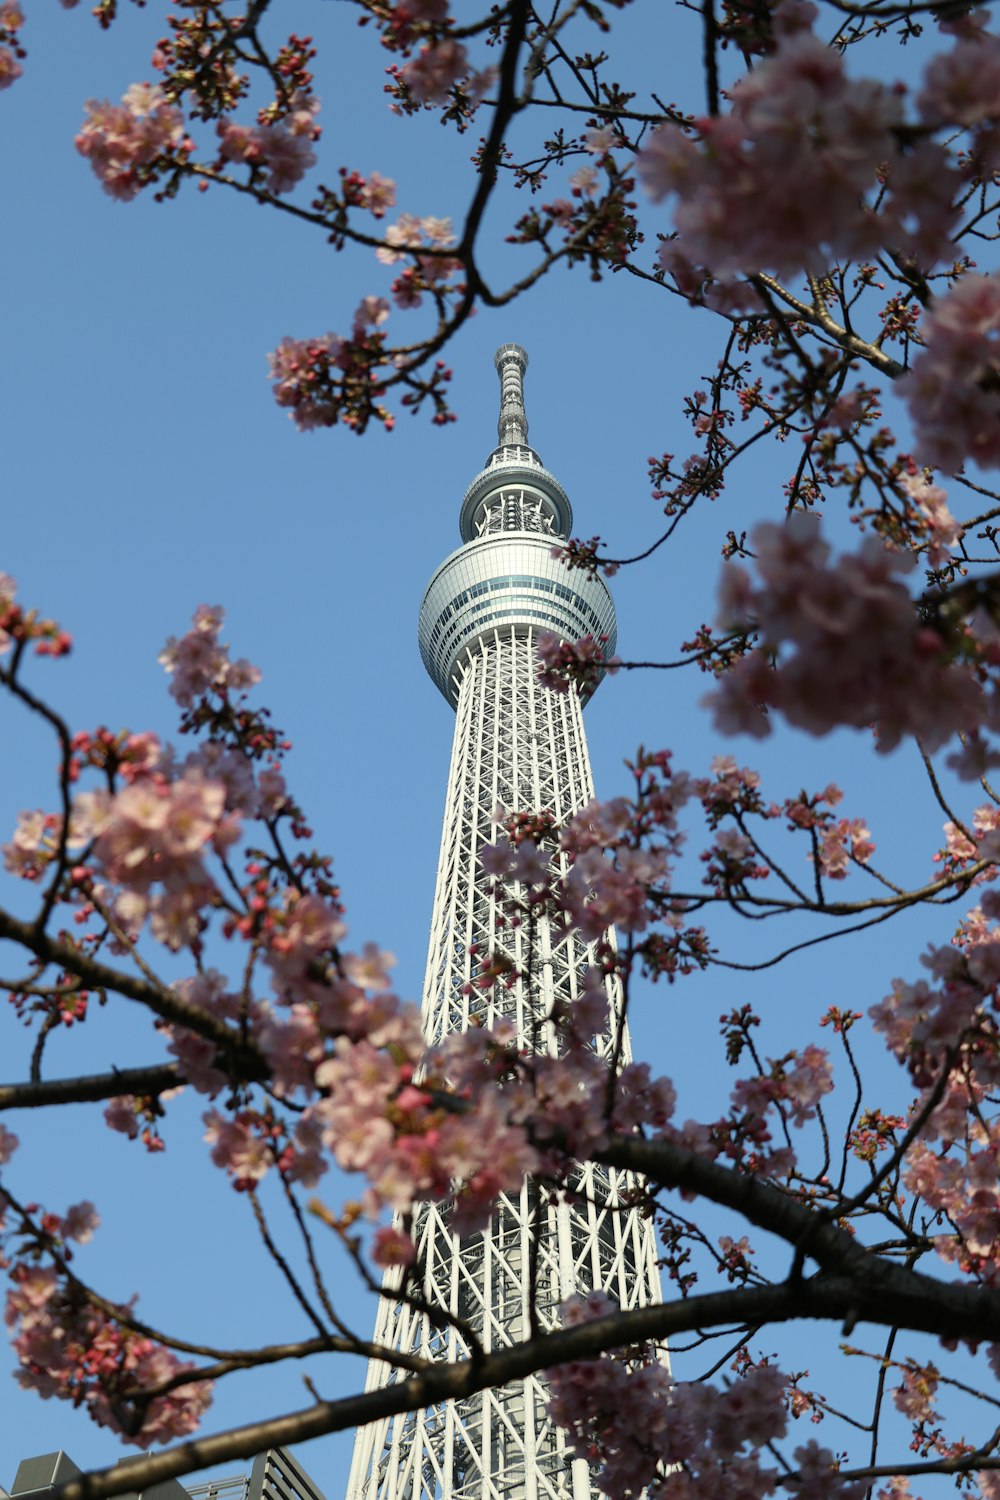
[344,346,663,1500]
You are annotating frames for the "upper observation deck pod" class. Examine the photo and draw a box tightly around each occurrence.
[420,345,616,705]
[418,532,616,705]
[458,345,573,542]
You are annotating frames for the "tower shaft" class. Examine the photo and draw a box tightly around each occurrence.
[344,352,663,1500]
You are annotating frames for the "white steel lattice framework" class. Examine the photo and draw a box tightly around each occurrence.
[344,346,663,1500]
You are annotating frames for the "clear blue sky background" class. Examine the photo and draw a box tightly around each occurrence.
[0,2,976,1492]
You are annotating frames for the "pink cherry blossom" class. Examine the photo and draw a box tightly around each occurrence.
[375,212,425,265]
[901,473,961,566]
[354,295,391,330]
[159,605,261,707]
[203,1110,274,1189]
[75,768,232,945]
[60,1202,100,1243]
[342,942,397,992]
[705,513,984,754]
[217,111,319,195]
[0,44,21,88]
[6,1265,212,1445]
[372,1226,417,1267]
[788,1441,867,1500]
[0,572,17,653]
[358,171,396,217]
[2,810,59,880]
[899,274,1000,474]
[400,38,469,104]
[918,30,1000,129]
[816,819,875,880]
[537,630,617,695]
[549,1317,790,1500]
[637,29,897,281]
[267,332,345,431]
[103,1096,141,1140]
[76,85,188,201]
[0,1124,18,1163]
[256,122,317,194]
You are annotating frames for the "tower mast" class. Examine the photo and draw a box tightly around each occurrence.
[345,347,662,1500]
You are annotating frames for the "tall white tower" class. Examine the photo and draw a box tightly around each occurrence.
[345,346,662,1500]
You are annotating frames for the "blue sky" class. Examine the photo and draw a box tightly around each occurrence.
[0,1,982,1491]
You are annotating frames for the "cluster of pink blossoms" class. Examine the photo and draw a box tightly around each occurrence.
[75,84,189,201]
[0,572,71,658]
[70,764,238,951]
[899,275,1000,474]
[871,933,1000,1289]
[216,94,319,195]
[559,804,677,942]
[0,0,23,90]
[196,919,675,1247]
[815,819,874,880]
[267,312,395,432]
[705,513,985,755]
[536,630,618,698]
[483,766,694,946]
[635,0,959,287]
[4,771,238,954]
[335,165,397,224]
[268,332,347,431]
[375,212,455,264]
[549,1301,864,1500]
[5,1262,212,1445]
[900,474,962,567]
[381,3,495,109]
[0,1172,210,1445]
[937,802,1000,885]
[3,809,61,881]
[0,572,16,654]
[191,963,540,1243]
[0,47,19,88]
[399,37,469,103]
[158,604,260,707]
[374,212,459,310]
[2,608,280,952]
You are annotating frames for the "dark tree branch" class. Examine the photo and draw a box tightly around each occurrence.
[45,1275,1000,1500]
[0,1063,184,1111]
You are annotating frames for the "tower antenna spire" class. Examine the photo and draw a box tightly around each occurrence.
[494,342,529,448]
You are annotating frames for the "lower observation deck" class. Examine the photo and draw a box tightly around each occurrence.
[418,533,617,706]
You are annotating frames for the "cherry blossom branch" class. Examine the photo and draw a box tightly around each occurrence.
[835,1446,1000,1485]
[0,906,269,1075]
[85,884,184,998]
[0,658,74,937]
[701,0,720,118]
[802,1050,956,1244]
[245,1187,330,1341]
[275,1176,352,1341]
[40,1276,1000,1500]
[455,0,529,266]
[0,1063,184,1110]
[819,0,963,19]
[916,738,973,842]
[754,274,905,379]
[705,899,964,973]
[663,859,984,917]
[118,1330,432,1407]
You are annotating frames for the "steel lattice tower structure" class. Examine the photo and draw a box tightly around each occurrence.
[345,346,662,1500]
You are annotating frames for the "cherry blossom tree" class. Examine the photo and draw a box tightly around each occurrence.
[10,1,1000,1498]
